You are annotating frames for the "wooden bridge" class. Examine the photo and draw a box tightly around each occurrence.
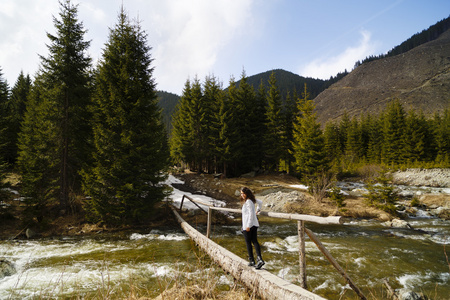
[171,194,367,300]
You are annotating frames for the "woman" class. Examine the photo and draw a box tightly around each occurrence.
[240,187,265,269]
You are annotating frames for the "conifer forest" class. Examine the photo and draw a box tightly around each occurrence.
[0,1,449,225]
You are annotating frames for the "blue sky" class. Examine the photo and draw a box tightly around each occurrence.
[1,0,449,95]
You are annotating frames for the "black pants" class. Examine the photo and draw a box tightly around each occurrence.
[242,226,262,261]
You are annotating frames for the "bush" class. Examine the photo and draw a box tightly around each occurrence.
[364,173,399,214]
[330,186,346,208]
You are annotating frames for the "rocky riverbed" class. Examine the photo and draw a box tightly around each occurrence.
[174,168,450,221]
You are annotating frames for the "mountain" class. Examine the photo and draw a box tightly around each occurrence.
[314,25,450,124]
[236,69,347,100]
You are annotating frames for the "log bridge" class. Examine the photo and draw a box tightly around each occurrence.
[171,194,367,300]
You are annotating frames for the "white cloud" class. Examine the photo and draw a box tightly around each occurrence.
[300,30,378,80]
[0,0,58,83]
[148,0,255,93]
[0,0,257,93]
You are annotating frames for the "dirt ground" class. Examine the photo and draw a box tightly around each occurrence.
[174,170,450,220]
[174,173,392,221]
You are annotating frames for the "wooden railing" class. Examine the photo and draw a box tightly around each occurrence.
[177,194,367,300]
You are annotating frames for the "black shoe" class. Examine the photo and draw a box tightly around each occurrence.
[255,258,265,269]
[248,259,255,267]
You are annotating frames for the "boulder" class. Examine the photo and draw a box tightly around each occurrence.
[384,218,410,228]
[0,259,16,279]
[399,290,426,300]
[26,228,36,239]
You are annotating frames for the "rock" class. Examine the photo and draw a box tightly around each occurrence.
[399,290,426,300]
[0,259,16,279]
[384,218,410,228]
[26,228,36,239]
[240,171,256,178]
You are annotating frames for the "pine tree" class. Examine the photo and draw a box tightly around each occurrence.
[366,114,382,164]
[219,77,243,176]
[264,72,283,171]
[170,79,194,166]
[82,9,169,224]
[292,84,329,177]
[18,0,92,215]
[381,100,406,165]
[434,108,450,165]
[403,110,428,164]
[323,121,341,169]
[18,74,61,220]
[345,116,362,164]
[3,72,32,166]
[338,111,351,156]
[188,77,207,172]
[0,69,10,164]
[203,75,223,173]
[280,91,296,173]
[236,71,261,174]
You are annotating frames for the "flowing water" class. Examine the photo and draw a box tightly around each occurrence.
[1,178,449,299]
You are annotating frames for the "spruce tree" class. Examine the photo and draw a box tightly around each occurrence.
[0,69,10,164]
[18,74,61,221]
[381,100,406,165]
[292,85,329,177]
[188,77,207,172]
[434,108,450,165]
[170,79,194,167]
[403,110,427,164]
[345,117,362,164]
[236,72,260,174]
[203,75,223,173]
[4,72,32,166]
[18,0,92,215]
[280,91,296,173]
[323,122,341,169]
[82,9,168,224]
[219,77,243,176]
[264,72,283,171]
[366,114,382,164]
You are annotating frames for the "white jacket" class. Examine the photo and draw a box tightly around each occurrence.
[242,199,263,230]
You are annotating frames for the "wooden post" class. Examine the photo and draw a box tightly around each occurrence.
[170,206,326,300]
[297,221,307,289]
[305,228,367,300]
[207,207,212,238]
[179,195,185,211]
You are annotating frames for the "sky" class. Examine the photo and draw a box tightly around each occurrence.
[1,0,449,95]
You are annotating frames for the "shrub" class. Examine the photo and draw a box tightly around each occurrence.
[364,173,399,214]
[330,186,346,208]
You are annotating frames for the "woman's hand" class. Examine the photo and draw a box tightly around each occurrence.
[246,227,250,232]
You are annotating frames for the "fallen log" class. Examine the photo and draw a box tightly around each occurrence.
[171,206,326,300]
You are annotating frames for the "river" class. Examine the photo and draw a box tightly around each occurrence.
[1,176,449,299]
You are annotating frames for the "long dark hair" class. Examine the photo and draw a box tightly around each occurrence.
[240,187,256,203]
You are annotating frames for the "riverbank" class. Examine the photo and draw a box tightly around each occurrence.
[174,168,450,221]
[1,169,449,240]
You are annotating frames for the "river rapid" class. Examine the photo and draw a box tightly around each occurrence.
[1,176,449,299]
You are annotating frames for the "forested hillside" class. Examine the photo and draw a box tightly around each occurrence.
[234,69,348,100]
[169,71,450,180]
[156,69,348,133]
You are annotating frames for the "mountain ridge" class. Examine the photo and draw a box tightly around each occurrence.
[313,27,450,124]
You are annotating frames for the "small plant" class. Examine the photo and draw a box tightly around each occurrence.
[364,173,398,214]
[329,186,346,209]
[306,171,335,203]
[410,196,421,207]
